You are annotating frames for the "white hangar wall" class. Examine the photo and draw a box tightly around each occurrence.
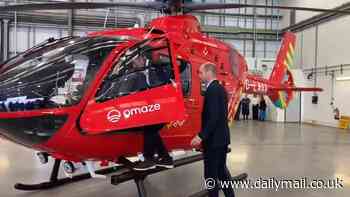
[281,0,350,127]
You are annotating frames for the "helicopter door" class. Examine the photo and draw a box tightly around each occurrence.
[79,37,186,134]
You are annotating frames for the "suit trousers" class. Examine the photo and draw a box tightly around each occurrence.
[203,146,235,197]
[143,125,171,161]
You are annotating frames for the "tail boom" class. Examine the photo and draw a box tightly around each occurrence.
[241,31,322,110]
[243,75,322,109]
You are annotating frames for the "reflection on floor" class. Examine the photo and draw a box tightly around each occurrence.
[0,121,350,197]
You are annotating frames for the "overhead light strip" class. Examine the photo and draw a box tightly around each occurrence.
[336,76,350,81]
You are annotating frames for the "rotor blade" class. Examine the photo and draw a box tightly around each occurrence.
[184,3,350,14]
[0,2,165,12]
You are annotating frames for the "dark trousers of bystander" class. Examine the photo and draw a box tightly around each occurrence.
[252,104,259,120]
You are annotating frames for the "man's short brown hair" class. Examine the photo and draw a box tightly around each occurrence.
[201,63,217,76]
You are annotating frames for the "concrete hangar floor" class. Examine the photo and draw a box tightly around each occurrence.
[0,121,350,197]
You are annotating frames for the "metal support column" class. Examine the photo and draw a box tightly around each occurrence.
[219,0,224,27]
[2,19,10,61]
[68,0,74,36]
[264,0,268,58]
[314,25,319,89]
[290,10,296,26]
[200,0,205,25]
[0,20,3,62]
[252,2,257,58]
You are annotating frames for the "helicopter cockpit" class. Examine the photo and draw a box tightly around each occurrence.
[0,36,125,112]
[79,36,186,134]
[96,37,175,102]
[0,35,186,136]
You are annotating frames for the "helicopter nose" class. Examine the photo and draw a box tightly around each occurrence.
[0,114,68,147]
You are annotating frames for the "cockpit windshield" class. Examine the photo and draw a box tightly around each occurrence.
[0,36,126,112]
[95,37,175,102]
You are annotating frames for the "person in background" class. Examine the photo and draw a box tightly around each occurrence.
[234,100,242,121]
[259,95,267,121]
[251,94,259,120]
[241,95,250,120]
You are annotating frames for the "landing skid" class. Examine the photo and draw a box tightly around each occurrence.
[113,153,248,197]
[14,159,123,191]
[14,151,248,197]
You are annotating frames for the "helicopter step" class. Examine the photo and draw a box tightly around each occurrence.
[111,150,248,197]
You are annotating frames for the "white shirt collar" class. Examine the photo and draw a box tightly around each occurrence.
[206,79,217,88]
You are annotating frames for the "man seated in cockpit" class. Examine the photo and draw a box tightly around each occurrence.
[131,51,175,171]
[97,46,175,170]
[118,51,172,95]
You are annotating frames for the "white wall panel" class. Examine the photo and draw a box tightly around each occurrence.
[271,20,279,30]
[279,9,290,29]
[239,19,246,28]
[28,26,35,48]
[225,0,240,14]
[73,30,88,36]
[334,74,350,118]
[318,15,350,67]
[265,51,275,58]
[245,18,253,29]
[9,26,29,53]
[61,30,69,38]
[299,27,316,70]
[281,0,350,27]
[233,40,244,52]
[302,70,350,127]
[284,1,350,127]
[255,18,266,29]
[256,40,265,51]
[265,19,272,29]
[34,28,59,44]
[225,18,238,27]
[205,16,220,26]
[294,32,303,69]
[302,73,333,126]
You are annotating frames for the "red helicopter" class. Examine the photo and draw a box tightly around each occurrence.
[0,0,337,194]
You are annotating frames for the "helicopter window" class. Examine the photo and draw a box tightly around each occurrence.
[96,38,175,102]
[177,59,191,97]
[0,36,124,112]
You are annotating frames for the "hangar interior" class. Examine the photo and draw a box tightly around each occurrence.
[0,0,350,197]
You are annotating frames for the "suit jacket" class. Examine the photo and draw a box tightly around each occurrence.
[199,80,230,149]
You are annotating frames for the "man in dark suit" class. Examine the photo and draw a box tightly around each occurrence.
[191,63,235,197]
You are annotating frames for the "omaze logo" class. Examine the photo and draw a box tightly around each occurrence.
[107,109,122,123]
[107,103,161,123]
[123,103,161,119]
